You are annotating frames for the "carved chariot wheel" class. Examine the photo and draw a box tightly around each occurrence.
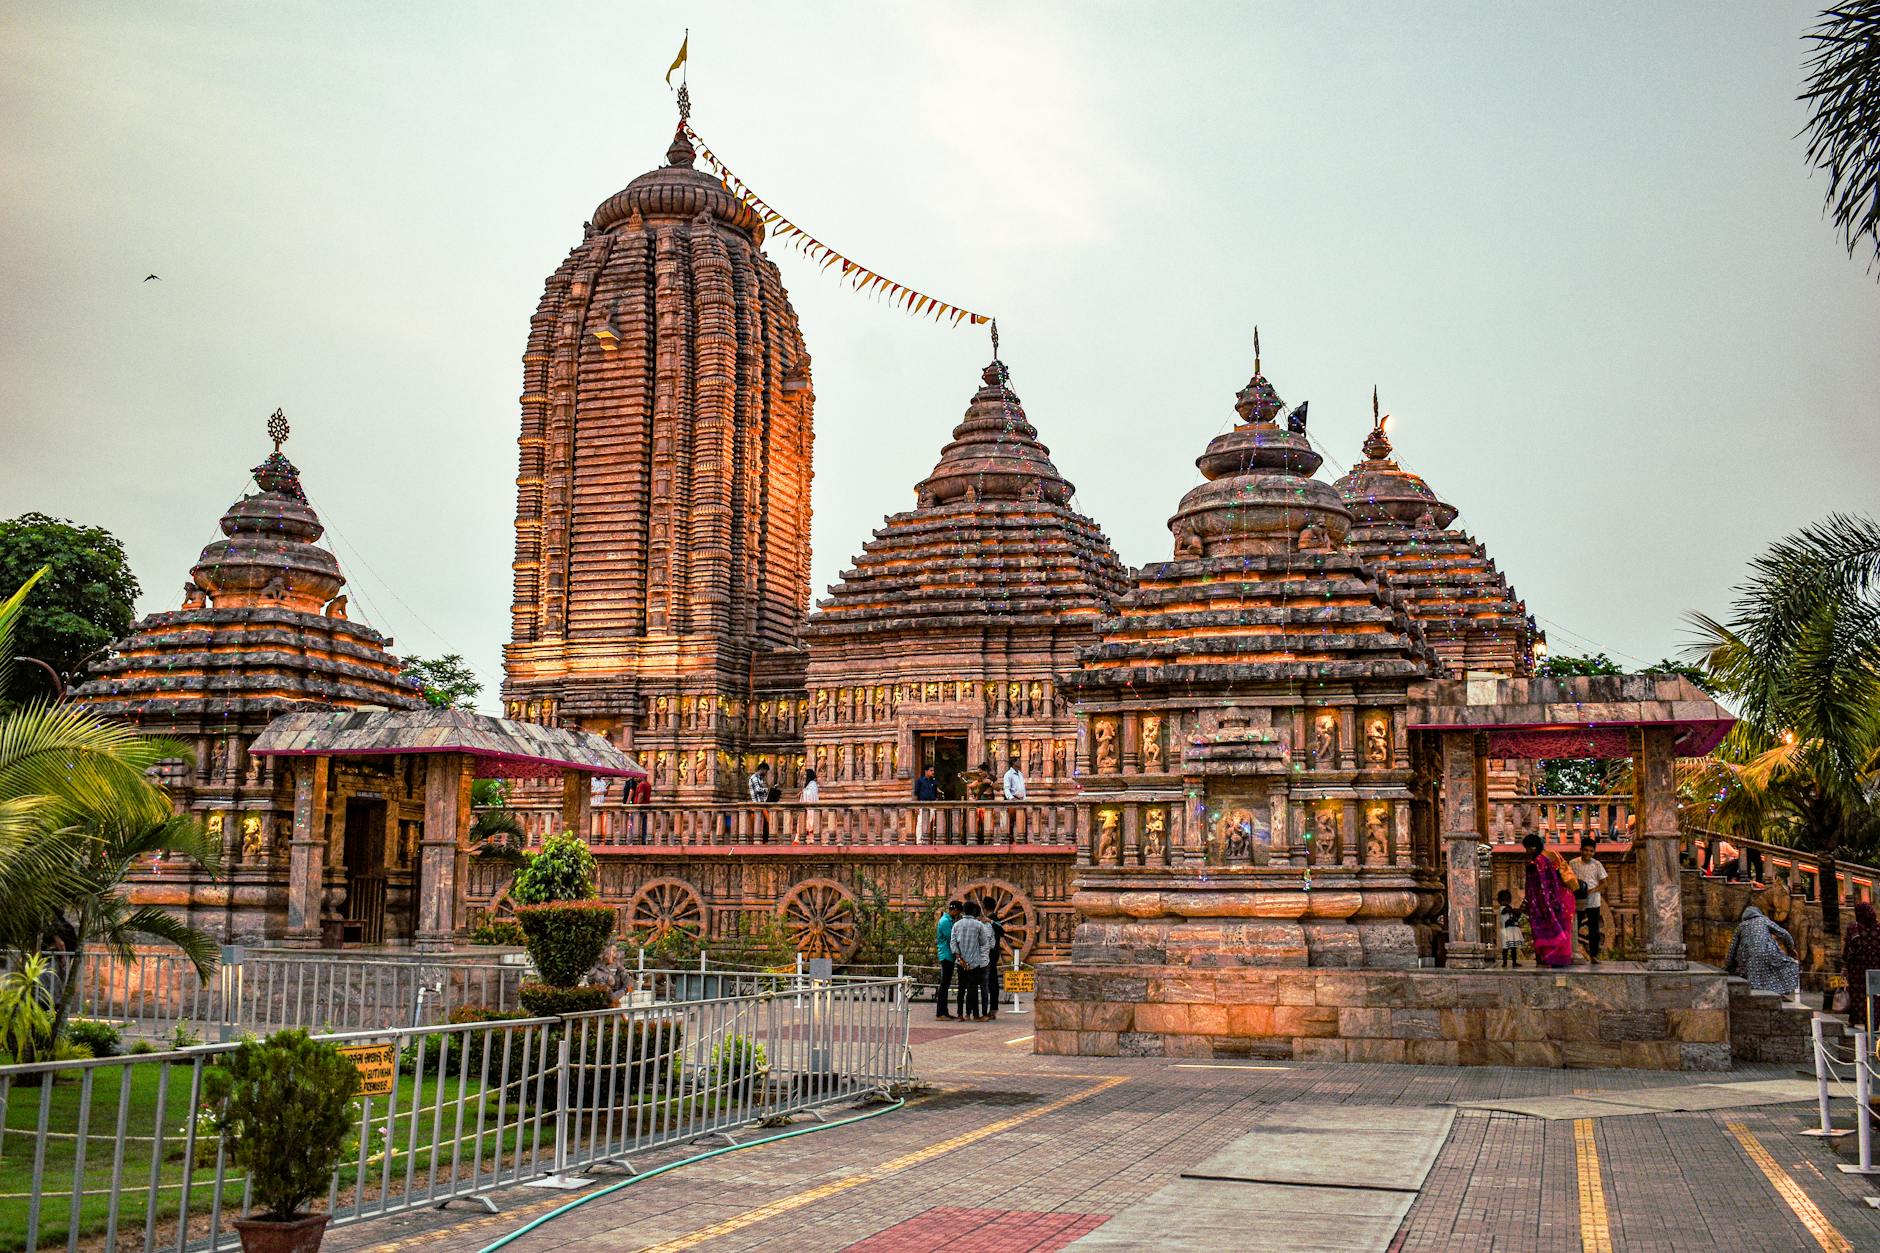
[627,878,705,942]
[956,879,1037,960]
[778,879,860,960]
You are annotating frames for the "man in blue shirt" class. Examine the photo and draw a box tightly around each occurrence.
[934,900,962,1019]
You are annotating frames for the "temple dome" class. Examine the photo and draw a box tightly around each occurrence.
[1168,366,1352,560]
[1331,405,1540,676]
[915,360,1074,507]
[191,451,344,614]
[590,125,763,237]
[1331,423,1458,529]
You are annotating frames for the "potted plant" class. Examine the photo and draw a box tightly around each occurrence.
[205,1028,360,1253]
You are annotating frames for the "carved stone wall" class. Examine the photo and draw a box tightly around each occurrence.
[803,359,1126,802]
[504,123,813,797]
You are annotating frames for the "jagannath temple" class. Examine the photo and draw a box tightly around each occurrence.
[74,99,1771,1067]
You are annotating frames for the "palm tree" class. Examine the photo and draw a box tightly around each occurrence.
[0,569,221,1036]
[1801,2,1880,273]
[1802,3,1880,271]
[1688,513,1880,933]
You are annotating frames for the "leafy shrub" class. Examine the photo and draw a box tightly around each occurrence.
[129,1039,157,1055]
[472,809,529,863]
[694,1034,768,1091]
[53,1039,93,1061]
[511,832,597,905]
[469,916,526,946]
[399,1006,534,1080]
[169,1021,203,1049]
[517,901,616,986]
[518,981,614,1017]
[66,1018,122,1058]
[204,1029,360,1220]
[0,954,54,1065]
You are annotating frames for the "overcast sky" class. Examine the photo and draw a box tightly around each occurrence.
[4,2,1875,707]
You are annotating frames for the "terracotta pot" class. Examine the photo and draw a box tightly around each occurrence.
[232,1212,330,1253]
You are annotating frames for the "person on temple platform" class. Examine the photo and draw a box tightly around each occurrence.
[1571,839,1608,965]
[914,764,940,843]
[749,761,772,841]
[1522,833,1579,968]
[1498,889,1525,968]
[795,768,819,843]
[1002,757,1027,801]
[934,900,961,1020]
[1726,905,1801,996]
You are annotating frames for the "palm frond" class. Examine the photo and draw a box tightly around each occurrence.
[1801,3,1880,271]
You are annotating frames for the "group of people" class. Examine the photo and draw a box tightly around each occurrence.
[915,757,1029,802]
[1499,834,1610,967]
[934,898,1008,1021]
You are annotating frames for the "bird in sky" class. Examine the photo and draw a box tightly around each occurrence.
[143,274,160,282]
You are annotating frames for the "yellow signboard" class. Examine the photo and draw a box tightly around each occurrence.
[1004,967,1036,994]
[339,1043,396,1098]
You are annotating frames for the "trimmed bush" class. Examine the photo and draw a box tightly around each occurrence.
[469,916,525,946]
[204,1029,359,1220]
[707,1034,768,1088]
[511,831,597,905]
[518,981,614,1017]
[65,1018,121,1058]
[517,901,616,985]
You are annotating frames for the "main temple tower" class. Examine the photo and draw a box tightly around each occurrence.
[504,120,814,798]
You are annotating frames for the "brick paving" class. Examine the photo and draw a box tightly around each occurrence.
[330,1013,1880,1252]
[843,1206,1107,1252]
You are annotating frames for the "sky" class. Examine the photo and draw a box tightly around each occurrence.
[3,2,1876,708]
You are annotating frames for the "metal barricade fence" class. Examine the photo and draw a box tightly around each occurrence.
[0,974,912,1252]
[40,951,532,1041]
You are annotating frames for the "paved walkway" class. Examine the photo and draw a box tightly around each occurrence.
[333,1014,1880,1252]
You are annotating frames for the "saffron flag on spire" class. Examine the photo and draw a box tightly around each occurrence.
[665,33,688,87]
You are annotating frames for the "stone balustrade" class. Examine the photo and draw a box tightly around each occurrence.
[1486,795,1634,846]
[495,799,1081,849]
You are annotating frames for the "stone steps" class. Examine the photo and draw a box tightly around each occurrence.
[1728,978,1839,1065]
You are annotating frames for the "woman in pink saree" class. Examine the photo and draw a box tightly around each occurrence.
[1522,833,1578,967]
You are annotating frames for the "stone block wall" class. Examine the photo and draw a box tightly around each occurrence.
[1034,966,1735,1070]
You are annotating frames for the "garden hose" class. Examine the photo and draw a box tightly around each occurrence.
[476,1096,906,1252]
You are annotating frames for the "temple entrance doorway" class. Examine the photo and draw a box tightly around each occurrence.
[918,733,969,800]
[340,798,388,946]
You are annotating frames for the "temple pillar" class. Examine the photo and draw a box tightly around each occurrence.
[1636,728,1688,971]
[561,769,593,839]
[1440,731,1491,968]
[416,753,472,953]
[284,758,328,948]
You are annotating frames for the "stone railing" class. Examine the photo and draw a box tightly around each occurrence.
[1487,795,1634,846]
[497,800,1081,849]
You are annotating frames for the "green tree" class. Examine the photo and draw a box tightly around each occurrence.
[400,653,482,709]
[1688,513,1880,934]
[0,514,139,703]
[1801,2,1880,273]
[0,570,220,1032]
[1535,654,1626,794]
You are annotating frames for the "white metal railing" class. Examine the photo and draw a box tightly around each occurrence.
[43,949,532,1041]
[1,974,912,1252]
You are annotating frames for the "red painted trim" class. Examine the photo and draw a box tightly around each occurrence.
[252,744,645,779]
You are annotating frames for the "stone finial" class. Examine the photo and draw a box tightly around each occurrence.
[1234,372,1285,426]
[267,407,289,451]
[666,123,696,169]
[252,451,306,503]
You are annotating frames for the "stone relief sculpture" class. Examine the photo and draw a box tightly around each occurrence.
[1366,805,1390,862]
[1094,719,1120,771]
[1141,716,1165,771]
[1312,713,1337,766]
[1142,808,1167,862]
[1365,715,1389,765]
[1096,810,1121,863]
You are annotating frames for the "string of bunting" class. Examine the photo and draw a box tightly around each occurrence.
[682,121,993,329]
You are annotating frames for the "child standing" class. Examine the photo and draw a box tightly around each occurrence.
[1498,889,1525,968]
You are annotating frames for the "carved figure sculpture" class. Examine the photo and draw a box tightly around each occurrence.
[1365,715,1389,765]
[1366,805,1390,862]
[182,580,208,609]
[1096,810,1121,863]
[1143,808,1167,862]
[1094,719,1120,772]
[1319,806,1342,861]
[1298,520,1333,553]
[1312,713,1337,766]
[323,594,348,619]
[1141,715,1164,771]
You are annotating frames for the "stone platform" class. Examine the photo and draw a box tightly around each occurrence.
[1034,962,1738,1070]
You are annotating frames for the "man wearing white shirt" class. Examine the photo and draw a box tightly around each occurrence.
[1002,757,1027,801]
[1572,838,1609,965]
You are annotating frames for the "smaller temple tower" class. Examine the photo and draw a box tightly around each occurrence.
[1059,345,1442,988]
[802,356,1128,801]
[1331,396,1542,677]
[70,416,422,941]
